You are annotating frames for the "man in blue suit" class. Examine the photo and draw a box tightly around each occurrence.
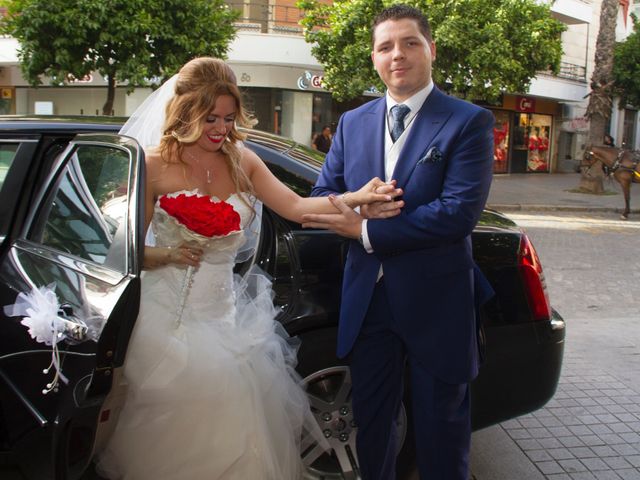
[302,4,494,479]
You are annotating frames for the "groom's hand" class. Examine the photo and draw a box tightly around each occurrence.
[302,195,364,239]
[362,180,403,219]
[361,198,404,219]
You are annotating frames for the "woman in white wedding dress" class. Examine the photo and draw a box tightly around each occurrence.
[95,57,402,480]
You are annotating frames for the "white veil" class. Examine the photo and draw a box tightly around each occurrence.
[120,75,262,264]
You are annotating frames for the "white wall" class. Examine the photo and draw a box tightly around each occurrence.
[228,31,321,69]
[17,87,130,116]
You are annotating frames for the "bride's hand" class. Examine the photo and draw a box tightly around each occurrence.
[166,245,203,267]
[344,178,403,208]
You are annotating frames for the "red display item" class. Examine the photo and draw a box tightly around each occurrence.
[538,137,549,152]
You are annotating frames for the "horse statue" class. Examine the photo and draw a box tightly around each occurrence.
[582,145,640,220]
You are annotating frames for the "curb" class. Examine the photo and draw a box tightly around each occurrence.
[487,204,640,214]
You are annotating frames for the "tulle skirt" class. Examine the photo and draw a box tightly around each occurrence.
[96,265,320,480]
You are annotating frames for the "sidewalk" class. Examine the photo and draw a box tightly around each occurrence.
[487,172,640,214]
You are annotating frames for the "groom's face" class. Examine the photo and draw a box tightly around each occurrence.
[371,18,436,102]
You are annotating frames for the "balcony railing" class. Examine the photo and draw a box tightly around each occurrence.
[555,61,587,82]
[229,2,305,34]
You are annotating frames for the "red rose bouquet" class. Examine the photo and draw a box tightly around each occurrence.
[159,193,240,238]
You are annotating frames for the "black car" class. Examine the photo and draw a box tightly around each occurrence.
[0,117,565,480]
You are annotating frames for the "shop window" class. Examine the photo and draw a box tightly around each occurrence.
[492,110,510,174]
[514,113,552,172]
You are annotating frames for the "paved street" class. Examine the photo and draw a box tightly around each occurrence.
[471,211,640,480]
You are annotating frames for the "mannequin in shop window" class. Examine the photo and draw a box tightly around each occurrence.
[527,127,548,172]
[536,127,549,170]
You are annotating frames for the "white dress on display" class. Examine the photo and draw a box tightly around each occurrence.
[97,190,318,480]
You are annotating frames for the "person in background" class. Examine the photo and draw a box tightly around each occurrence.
[604,134,615,147]
[312,125,332,153]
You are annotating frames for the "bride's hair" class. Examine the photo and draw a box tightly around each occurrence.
[158,57,256,207]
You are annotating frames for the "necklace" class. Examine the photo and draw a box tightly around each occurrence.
[184,150,213,184]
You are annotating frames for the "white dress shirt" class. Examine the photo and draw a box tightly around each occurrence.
[361,81,434,253]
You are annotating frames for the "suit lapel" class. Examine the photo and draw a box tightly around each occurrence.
[360,98,386,183]
[392,88,452,188]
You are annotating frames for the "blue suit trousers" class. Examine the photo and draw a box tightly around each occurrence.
[350,280,471,480]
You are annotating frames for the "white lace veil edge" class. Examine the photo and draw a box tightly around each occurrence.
[122,74,262,264]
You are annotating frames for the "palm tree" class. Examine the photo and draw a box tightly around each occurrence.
[580,0,620,193]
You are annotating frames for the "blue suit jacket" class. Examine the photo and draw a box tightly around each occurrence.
[312,87,495,384]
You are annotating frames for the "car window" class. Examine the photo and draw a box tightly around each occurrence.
[266,162,313,198]
[28,144,131,272]
[0,142,19,190]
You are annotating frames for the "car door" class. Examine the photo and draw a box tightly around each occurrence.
[0,133,145,480]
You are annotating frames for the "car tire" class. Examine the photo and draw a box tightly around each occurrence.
[296,327,417,480]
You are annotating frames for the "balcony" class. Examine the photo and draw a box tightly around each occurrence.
[229,2,305,35]
[555,61,587,82]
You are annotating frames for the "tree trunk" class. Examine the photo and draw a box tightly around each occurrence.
[102,74,116,116]
[579,0,619,193]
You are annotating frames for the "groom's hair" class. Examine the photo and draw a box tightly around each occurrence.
[371,4,433,46]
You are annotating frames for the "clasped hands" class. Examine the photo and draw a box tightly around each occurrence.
[302,177,403,239]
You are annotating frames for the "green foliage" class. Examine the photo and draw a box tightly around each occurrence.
[298,0,565,101]
[1,0,238,110]
[613,14,640,108]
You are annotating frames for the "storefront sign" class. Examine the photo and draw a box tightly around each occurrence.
[297,71,324,90]
[516,96,536,112]
[561,118,589,132]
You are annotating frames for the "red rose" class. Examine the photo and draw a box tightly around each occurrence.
[159,193,241,237]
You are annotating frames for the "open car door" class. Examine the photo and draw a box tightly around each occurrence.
[0,134,144,479]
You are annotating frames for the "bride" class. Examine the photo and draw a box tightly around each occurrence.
[95,57,402,480]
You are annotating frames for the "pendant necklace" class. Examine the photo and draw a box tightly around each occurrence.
[185,150,213,184]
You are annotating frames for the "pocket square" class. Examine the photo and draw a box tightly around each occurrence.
[418,146,443,165]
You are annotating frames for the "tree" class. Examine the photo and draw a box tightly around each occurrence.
[0,0,238,115]
[613,14,640,110]
[297,0,565,102]
[580,0,620,194]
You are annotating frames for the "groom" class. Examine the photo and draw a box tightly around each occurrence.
[302,4,494,479]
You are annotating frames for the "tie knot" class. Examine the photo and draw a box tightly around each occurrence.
[392,104,410,123]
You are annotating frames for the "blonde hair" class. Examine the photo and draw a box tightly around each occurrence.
[158,57,256,206]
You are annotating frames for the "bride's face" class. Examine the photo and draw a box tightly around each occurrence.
[197,94,237,152]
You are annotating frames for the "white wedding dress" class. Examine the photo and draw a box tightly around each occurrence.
[97,191,319,480]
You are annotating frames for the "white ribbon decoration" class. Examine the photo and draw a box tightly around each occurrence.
[4,284,70,394]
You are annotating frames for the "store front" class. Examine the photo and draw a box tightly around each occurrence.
[488,95,560,174]
[235,66,373,147]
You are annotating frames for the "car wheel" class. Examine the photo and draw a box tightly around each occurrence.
[296,328,413,480]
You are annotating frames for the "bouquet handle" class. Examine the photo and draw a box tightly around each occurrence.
[175,265,195,327]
